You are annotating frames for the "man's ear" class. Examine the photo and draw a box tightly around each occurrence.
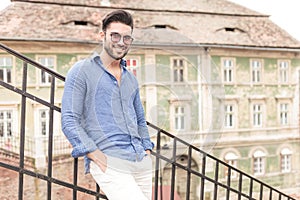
[99,31,105,41]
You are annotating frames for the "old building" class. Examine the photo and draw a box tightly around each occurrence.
[0,0,300,199]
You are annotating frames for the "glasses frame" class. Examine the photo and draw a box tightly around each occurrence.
[108,32,134,45]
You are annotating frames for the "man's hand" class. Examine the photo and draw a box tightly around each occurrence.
[87,149,107,173]
[145,149,151,155]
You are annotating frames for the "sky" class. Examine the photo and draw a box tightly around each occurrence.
[0,0,299,41]
[228,0,300,41]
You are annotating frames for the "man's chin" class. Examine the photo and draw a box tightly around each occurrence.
[114,52,128,60]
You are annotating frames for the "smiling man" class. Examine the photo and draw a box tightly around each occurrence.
[61,10,154,200]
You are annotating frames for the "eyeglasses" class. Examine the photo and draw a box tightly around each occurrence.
[109,32,134,45]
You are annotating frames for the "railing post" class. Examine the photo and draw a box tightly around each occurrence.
[200,154,206,200]
[249,179,253,199]
[259,184,263,200]
[73,157,78,200]
[47,75,55,200]
[238,173,242,200]
[226,167,231,199]
[18,61,28,200]
[153,130,161,200]
[213,161,219,200]
[185,146,192,200]
[170,138,177,200]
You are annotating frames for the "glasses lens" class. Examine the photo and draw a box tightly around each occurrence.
[111,32,121,43]
[110,32,133,45]
[123,36,133,45]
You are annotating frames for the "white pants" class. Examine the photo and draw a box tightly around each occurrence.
[90,155,152,200]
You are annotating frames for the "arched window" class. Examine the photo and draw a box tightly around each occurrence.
[224,152,238,178]
[281,148,292,173]
[253,150,266,175]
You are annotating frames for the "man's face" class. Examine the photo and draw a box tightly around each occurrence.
[103,22,133,60]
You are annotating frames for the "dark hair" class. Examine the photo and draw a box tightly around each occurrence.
[102,10,133,32]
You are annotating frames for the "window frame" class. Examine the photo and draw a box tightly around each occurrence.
[224,103,235,128]
[0,55,13,83]
[171,57,187,83]
[278,59,290,84]
[221,57,235,84]
[0,106,18,138]
[249,99,266,128]
[169,100,191,132]
[38,108,49,136]
[36,55,56,85]
[252,103,263,127]
[279,102,289,126]
[224,152,238,178]
[126,57,141,81]
[250,59,263,84]
[253,150,266,176]
[280,148,292,173]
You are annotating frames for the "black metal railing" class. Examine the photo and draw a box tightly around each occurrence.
[0,43,296,200]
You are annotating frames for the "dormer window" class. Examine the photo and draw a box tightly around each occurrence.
[225,27,235,32]
[61,20,98,27]
[148,24,178,30]
[74,21,88,26]
[154,25,167,29]
[216,27,246,33]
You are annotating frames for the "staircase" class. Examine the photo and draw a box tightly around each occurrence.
[0,43,296,200]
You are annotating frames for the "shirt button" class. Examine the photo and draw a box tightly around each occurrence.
[114,81,117,85]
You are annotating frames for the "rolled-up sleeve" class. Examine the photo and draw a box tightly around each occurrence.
[61,63,97,158]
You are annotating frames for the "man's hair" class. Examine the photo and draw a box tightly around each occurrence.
[102,10,133,32]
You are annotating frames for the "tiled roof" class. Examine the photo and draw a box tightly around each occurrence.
[11,0,264,15]
[0,0,299,48]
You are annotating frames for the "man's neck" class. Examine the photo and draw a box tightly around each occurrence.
[100,51,120,70]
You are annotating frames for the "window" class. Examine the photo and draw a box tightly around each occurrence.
[37,56,55,84]
[174,106,185,130]
[224,152,238,178]
[253,150,265,175]
[39,109,49,135]
[224,104,234,128]
[222,58,235,83]
[252,104,263,127]
[278,60,289,83]
[0,110,13,137]
[172,58,185,82]
[279,103,289,125]
[251,59,262,83]
[126,58,139,77]
[170,100,191,132]
[34,106,61,137]
[281,148,292,173]
[0,56,12,83]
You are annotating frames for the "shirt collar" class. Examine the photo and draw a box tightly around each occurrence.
[92,52,128,72]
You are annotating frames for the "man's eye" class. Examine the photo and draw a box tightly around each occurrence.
[124,36,132,40]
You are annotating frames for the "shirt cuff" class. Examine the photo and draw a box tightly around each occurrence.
[142,139,155,151]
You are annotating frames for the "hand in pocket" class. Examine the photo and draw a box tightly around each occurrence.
[87,149,107,173]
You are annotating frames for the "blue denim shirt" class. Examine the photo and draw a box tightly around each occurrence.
[61,52,154,173]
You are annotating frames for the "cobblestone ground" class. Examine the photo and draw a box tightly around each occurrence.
[0,158,99,200]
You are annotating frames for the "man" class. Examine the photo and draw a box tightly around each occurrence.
[61,10,153,200]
